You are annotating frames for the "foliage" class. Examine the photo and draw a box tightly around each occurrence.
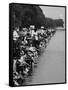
[11,3,64,29]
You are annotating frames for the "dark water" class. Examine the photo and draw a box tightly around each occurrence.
[24,30,65,85]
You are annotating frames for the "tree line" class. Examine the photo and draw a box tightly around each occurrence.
[11,3,64,29]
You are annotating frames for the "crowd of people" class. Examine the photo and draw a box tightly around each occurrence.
[13,25,56,85]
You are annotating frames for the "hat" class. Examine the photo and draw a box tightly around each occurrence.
[41,26,44,29]
[30,25,35,29]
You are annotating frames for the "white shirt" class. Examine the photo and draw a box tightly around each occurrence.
[13,30,19,40]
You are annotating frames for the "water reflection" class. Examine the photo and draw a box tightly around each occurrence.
[22,30,65,85]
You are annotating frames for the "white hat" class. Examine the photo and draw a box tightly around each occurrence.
[30,25,35,29]
[23,28,27,31]
[41,26,44,29]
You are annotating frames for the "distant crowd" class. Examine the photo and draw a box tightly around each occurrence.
[13,25,56,85]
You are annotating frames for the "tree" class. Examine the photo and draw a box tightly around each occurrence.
[11,4,45,29]
[11,3,64,29]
